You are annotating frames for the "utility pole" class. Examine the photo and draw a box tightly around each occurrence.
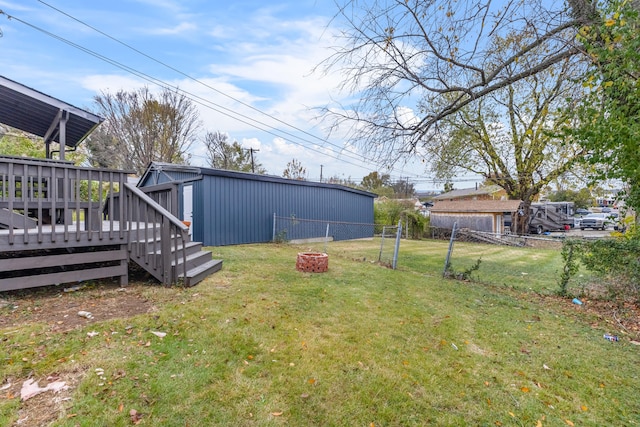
[245,148,259,173]
[320,165,323,182]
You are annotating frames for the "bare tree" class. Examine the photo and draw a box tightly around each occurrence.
[283,158,308,180]
[321,0,602,164]
[203,131,266,173]
[91,87,201,175]
[429,29,587,233]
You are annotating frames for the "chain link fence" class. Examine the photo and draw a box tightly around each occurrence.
[439,221,567,286]
[273,215,402,268]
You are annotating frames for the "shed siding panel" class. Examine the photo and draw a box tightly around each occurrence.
[138,164,376,247]
[201,175,373,246]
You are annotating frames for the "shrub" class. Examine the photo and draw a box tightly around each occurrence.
[560,234,640,301]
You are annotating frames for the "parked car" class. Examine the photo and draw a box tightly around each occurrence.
[579,213,613,230]
[601,207,612,213]
[575,208,591,216]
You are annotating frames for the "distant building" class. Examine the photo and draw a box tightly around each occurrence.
[430,199,522,234]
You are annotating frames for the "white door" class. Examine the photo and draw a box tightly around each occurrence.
[183,184,193,235]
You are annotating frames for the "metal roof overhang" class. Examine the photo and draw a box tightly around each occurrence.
[0,75,103,158]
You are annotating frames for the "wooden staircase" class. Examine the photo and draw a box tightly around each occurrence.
[115,183,222,287]
[0,157,222,292]
[130,235,222,287]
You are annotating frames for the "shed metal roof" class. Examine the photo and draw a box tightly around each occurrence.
[139,162,378,198]
[0,75,103,149]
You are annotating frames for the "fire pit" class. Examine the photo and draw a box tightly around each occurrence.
[296,252,329,273]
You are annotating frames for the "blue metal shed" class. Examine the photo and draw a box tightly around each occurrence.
[138,162,376,246]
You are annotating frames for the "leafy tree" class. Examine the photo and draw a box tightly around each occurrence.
[547,188,593,209]
[203,131,265,173]
[374,198,415,226]
[0,130,46,159]
[0,126,87,165]
[90,86,201,175]
[282,158,307,180]
[327,175,360,189]
[321,0,616,232]
[361,172,390,191]
[321,0,607,165]
[443,181,455,193]
[391,179,415,198]
[570,0,640,214]
[85,127,119,169]
[430,34,585,233]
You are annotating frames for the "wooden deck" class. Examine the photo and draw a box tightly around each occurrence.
[0,156,222,292]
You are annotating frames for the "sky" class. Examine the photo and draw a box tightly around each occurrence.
[0,0,464,192]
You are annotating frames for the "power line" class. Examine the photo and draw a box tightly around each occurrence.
[0,10,392,175]
[34,0,414,175]
[0,6,443,185]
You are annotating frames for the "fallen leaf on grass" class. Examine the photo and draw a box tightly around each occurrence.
[271,411,283,416]
[0,382,11,391]
[151,331,166,338]
[521,387,530,393]
[565,420,574,426]
[536,420,543,427]
[130,409,143,424]
[308,378,316,385]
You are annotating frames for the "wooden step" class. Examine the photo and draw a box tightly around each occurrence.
[171,250,213,273]
[182,259,223,287]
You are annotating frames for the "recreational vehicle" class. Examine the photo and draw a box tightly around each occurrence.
[528,202,575,234]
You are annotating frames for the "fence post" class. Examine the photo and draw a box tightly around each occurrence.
[324,222,330,254]
[443,221,458,277]
[392,220,402,270]
[378,226,386,262]
[272,213,276,241]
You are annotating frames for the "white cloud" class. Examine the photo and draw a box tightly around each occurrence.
[80,74,147,94]
[0,1,33,11]
[131,0,184,14]
[145,22,198,36]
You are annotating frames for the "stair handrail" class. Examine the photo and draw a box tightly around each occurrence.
[123,182,189,285]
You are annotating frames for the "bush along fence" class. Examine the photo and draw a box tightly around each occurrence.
[560,237,640,301]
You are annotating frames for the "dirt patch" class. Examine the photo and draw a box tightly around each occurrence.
[1,370,83,427]
[0,281,155,333]
[0,280,159,426]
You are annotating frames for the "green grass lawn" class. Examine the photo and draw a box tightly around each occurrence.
[1,239,638,426]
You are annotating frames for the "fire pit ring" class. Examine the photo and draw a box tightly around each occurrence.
[296,252,329,273]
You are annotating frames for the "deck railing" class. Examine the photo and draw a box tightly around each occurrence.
[0,156,189,285]
[0,155,129,246]
[123,183,189,285]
